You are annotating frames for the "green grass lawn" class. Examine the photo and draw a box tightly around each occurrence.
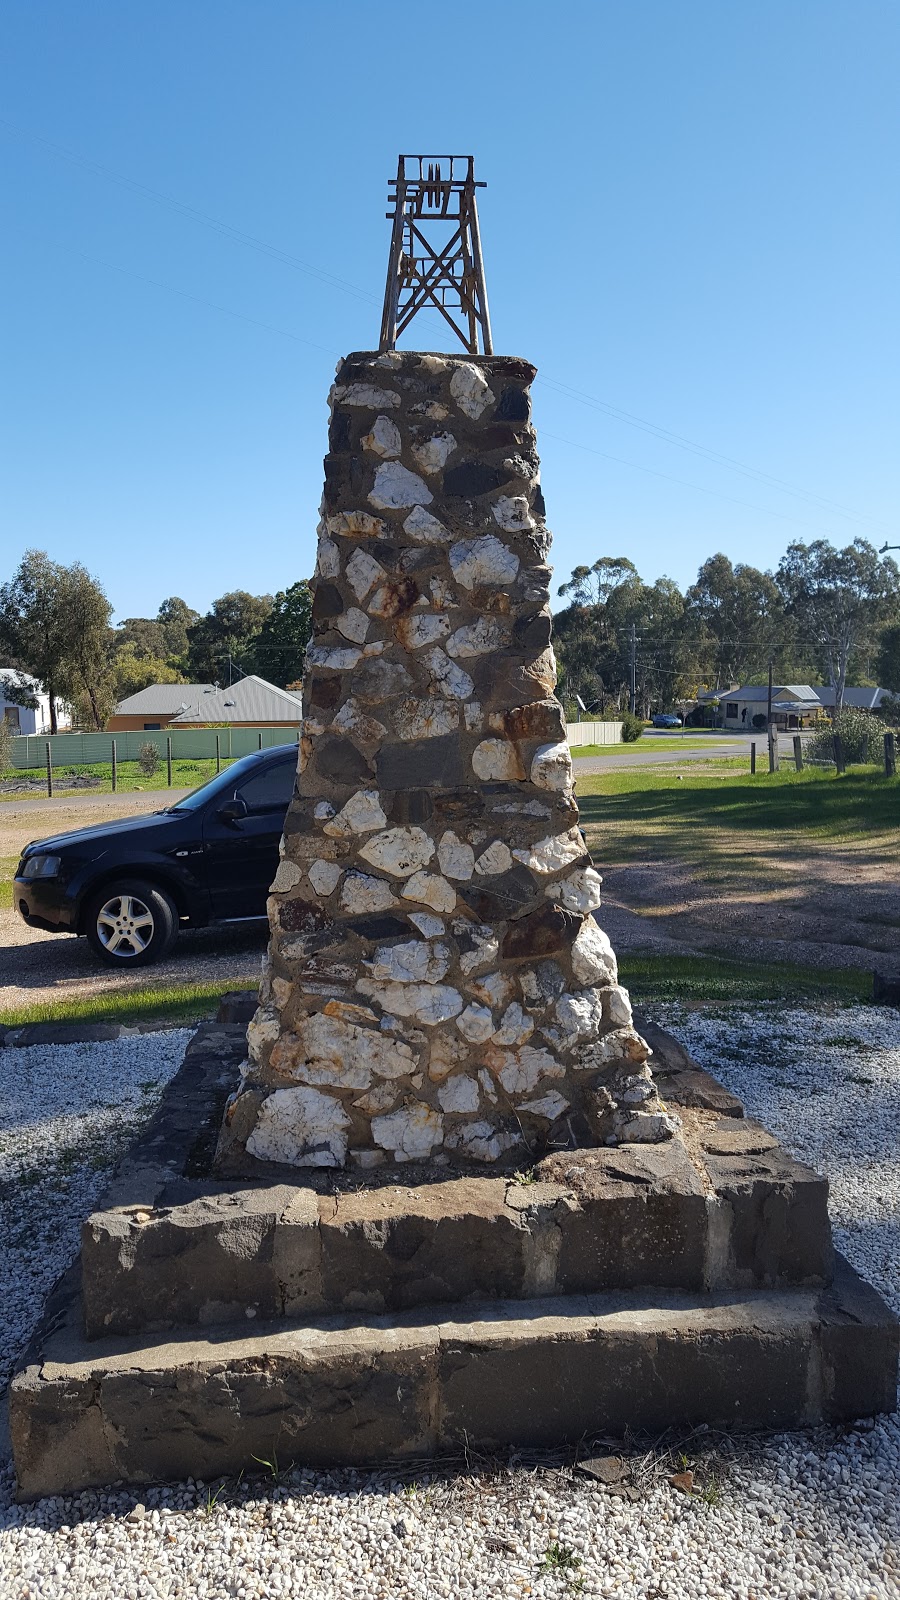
[620,951,872,1003]
[577,763,899,844]
[571,735,739,757]
[0,976,257,1028]
[0,756,243,799]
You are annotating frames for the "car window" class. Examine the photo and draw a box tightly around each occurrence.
[237,760,296,812]
[168,750,294,812]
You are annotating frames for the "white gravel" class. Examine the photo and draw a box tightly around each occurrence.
[0,1007,898,1600]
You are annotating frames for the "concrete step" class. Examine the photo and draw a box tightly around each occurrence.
[11,1255,897,1500]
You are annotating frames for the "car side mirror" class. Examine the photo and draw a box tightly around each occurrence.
[217,797,248,823]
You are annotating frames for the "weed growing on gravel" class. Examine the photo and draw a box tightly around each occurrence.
[543,1541,583,1573]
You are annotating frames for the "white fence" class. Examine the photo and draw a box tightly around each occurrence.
[566,721,623,746]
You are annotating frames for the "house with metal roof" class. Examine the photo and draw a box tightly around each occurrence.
[108,676,303,731]
[697,683,887,731]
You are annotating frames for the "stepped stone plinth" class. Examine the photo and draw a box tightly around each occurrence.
[217,351,674,1175]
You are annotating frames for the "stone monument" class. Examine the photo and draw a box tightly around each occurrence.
[216,347,675,1175]
[10,157,896,1500]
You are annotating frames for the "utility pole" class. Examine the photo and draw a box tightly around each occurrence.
[629,623,638,717]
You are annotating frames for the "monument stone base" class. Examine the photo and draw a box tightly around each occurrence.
[10,1015,898,1499]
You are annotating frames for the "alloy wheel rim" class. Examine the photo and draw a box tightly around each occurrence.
[96,893,155,956]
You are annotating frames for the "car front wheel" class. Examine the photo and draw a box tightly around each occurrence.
[84,879,178,967]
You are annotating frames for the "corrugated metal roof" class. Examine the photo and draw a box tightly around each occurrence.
[114,683,215,715]
[719,684,886,709]
[168,675,303,724]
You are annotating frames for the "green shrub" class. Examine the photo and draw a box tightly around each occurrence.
[619,711,644,743]
[138,742,161,777]
[807,707,884,766]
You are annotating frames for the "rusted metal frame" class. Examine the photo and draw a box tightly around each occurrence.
[457,189,479,352]
[469,186,493,354]
[379,159,408,352]
[395,222,472,347]
[396,259,470,346]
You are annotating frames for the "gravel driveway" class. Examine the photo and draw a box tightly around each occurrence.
[1,1006,898,1598]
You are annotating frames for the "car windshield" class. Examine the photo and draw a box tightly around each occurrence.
[166,752,275,812]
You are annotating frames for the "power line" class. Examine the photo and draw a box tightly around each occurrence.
[4,115,891,542]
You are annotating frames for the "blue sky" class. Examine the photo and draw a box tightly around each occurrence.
[2,1,898,624]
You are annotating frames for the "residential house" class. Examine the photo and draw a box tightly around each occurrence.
[108,675,304,732]
[0,671,70,735]
[697,684,888,731]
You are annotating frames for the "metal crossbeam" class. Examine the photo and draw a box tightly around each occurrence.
[379,155,493,355]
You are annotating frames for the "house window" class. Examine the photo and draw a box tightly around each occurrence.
[725,703,738,718]
[4,707,21,729]
[143,722,162,731]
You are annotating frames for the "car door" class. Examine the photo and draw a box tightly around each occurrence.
[201,755,297,919]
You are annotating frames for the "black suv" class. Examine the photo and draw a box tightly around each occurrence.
[14,744,298,967]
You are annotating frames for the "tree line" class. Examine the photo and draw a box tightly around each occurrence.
[553,539,900,718]
[3,536,898,733]
[0,550,312,731]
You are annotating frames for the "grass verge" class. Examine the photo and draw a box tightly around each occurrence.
[0,976,257,1029]
[620,951,873,1003]
[572,736,739,757]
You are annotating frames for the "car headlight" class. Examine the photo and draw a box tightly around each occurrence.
[21,854,62,879]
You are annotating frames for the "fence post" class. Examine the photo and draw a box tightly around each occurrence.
[750,741,756,775]
[793,735,804,772]
[768,724,780,773]
[884,731,896,777]
[258,731,263,751]
[111,739,117,792]
[46,742,53,798]
[833,731,846,774]
[215,734,221,774]
[166,736,173,786]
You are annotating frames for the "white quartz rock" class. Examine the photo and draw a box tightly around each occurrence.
[247,1007,281,1059]
[357,980,463,1025]
[518,1090,569,1122]
[469,970,514,1009]
[411,432,457,473]
[475,840,512,876]
[571,918,618,985]
[314,801,335,821]
[294,1012,416,1084]
[605,984,633,1027]
[463,702,483,732]
[372,1101,443,1160]
[369,461,433,511]
[425,647,475,700]
[582,1027,650,1067]
[361,415,402,458]
[449,363,493,419]
[456,923,500,975]
[323,789,387,837]
[495,1046,564,1097]
[359,826,435,877]
[316,537,341,578]
[446,618,510,658]
[449,535,520,589]
[445,1120,520,1162]
[306,643,362,671]
[493,1003,534,1047]
[471,739,524,781]
[438,1074,481,1113]
[271,860,302,893]
[513,830,585,874]
[353,1083,402,1116]
[546,866,603,913]
[555,989,606,1044]
[366,940,451,986]
[492,495,535,533]
[530,742,573,792]
[437,830,475,881]
[307,859,342,897]
[394,612,451,650]
[338,872,397,914]
[345,547,387,601]
[394,698,459,739]
[326,510,385,538]
[403,505,451,543]
[335,607,370,644]
[330,699,387,741]
[456,1002,495,1043]
[245,1087,350,1169]
[408,911,445,938]
[337,384,400,408]
[400,871,457,913]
